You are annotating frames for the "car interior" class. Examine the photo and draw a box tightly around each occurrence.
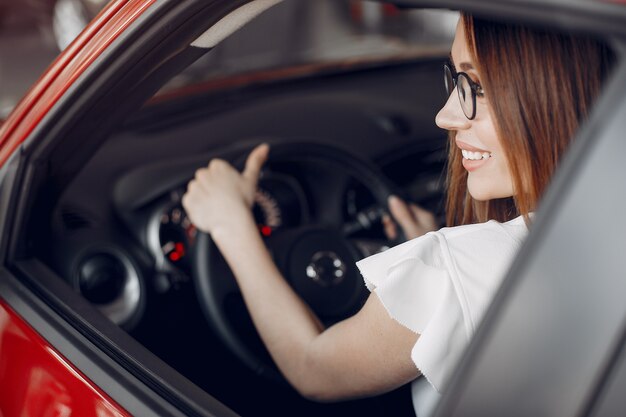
[19,2,455,415]
[9,0,625,416]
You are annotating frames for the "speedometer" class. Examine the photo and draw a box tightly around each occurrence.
[253,172,309,238]
[254,188,282,237]
[159,203,196,270]
[156,172,308,269]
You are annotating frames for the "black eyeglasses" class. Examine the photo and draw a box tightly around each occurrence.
[444,63,484,120]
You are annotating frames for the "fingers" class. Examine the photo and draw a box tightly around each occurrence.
[183,180,204,212]
[382,213,398,240]
[182,179,210,232]
[387,195,438,240]
[388,195,417,235]
[243,143,270,184]
[193,158,228,191]
[182,146,269,235]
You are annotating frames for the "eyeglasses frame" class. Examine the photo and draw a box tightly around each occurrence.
[444,63,484,120]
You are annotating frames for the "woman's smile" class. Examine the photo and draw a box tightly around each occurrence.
[457,140,493,172]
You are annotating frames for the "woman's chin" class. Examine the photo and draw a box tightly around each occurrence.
[467,183,515,202]
[467,182,492,201]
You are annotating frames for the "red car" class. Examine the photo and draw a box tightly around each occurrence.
[1,1,625,416]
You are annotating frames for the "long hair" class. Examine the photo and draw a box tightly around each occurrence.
[446,15,615,226]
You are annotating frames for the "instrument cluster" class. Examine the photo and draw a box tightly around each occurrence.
[152,171,310,275]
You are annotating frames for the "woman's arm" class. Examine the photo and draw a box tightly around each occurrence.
[182,145,420,401]
[215,214,419,400]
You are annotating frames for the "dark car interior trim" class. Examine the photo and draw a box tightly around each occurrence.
[392,0,626,38]
[46,58,446,415]
[0,148,22,264]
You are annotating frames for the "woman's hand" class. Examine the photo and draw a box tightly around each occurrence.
[182,145,420,400]
[383,195,438,241]
[182,144,269,239]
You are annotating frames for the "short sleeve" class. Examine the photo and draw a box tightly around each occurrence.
[356,233,469,392]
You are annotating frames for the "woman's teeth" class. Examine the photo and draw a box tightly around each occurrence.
[462,149,491,160]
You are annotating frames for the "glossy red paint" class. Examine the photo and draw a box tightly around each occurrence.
[0,299,131,417]
[0,0,156,168]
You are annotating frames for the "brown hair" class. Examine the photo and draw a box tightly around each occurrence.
[446,14,615,226]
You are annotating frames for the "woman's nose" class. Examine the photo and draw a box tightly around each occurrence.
[435,88,471,131]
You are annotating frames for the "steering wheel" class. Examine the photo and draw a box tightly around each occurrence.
[192,142,400,382]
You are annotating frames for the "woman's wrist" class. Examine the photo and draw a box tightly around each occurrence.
[210,209,258,246]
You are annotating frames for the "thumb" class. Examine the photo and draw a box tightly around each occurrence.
[243,143,270,184]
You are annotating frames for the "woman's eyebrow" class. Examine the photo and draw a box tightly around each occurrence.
[449,53,475,72]
[460,62,475,71]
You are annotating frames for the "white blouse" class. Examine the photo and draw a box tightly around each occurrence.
[356,216,529,415]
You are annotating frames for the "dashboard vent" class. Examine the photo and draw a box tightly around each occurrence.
[60,206,94,231]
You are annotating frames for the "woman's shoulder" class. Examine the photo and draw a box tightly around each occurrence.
[356,215,530,291]
[357,232,442,291]
[428,215,529,285]
[436,215,530,245]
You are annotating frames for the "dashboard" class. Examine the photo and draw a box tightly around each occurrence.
[40,57,447,414]
[47,136,445,332]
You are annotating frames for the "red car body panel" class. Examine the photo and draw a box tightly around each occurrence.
[0,0,155,167]
[0,300,130,417]
[0,0,156,414]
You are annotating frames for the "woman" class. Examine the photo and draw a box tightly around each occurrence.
[182,13,615,415]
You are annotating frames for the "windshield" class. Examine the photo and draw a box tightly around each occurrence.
[158,1,457,94]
